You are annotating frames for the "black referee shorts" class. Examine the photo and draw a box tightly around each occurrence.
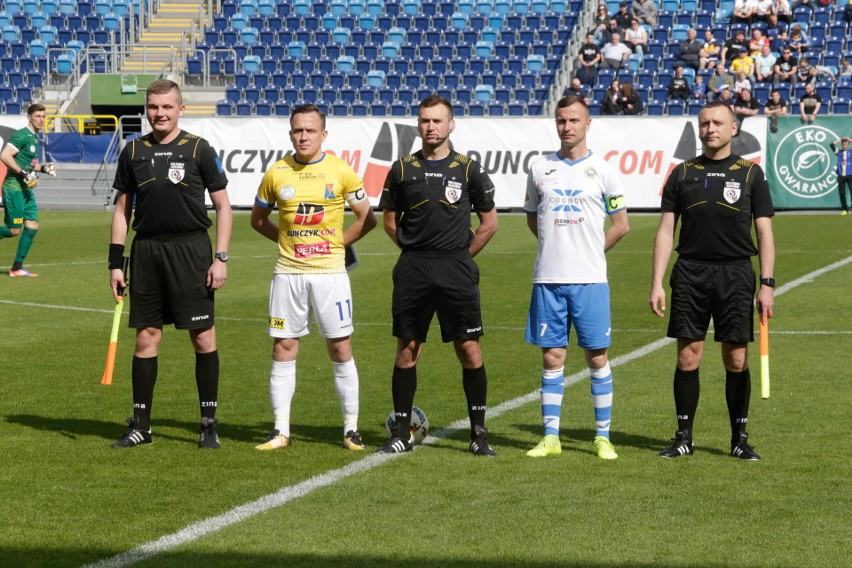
[129,234,215,330]
[668,258,756,344]
[392,251,484,343]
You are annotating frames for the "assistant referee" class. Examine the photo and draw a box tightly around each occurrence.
[109,79,232,449]
[376,95,499,456]
[650,101,775,460]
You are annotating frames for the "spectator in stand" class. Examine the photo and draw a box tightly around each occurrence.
[677,28,702,71]
[601,79,622,115]
[601,33,633,70]
[845,0,852,24]
[732,0,756,24]
[734,71,753,93]
[798,81,821,123]
[632,0,658,26]
[591,5,610,46]
[699,29,721,71]
[763,88,788,133]
[718,86,735,106]
[618,82,643,115]
[766,13,789,48]
[577,33,603,85]
[722,29,749,67]
[772,47,798,84]
[753,0,774,22]
[792,0,814,10]
[692,75,707,100]
[749,29,770,57]
[599,18,621,47]
[623,18,648,64]
[730,48,756,82]
[733,88,760,130]
[787,24,809,56]
[613,1,633,33]
[839,58,852,79]
[708,62,736,102]
[796,56,818,85]
[668,65,691,101]
[755,44,777,83]
[773,0,793,24]
[563,77,591,104]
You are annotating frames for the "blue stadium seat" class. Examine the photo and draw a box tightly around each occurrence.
[216,100,234,116]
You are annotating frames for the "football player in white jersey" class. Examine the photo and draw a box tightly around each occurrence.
[522,95,629,460]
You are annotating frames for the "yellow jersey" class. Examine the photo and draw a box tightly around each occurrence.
[256,152,366,274]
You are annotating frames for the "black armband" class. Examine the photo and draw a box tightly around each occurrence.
[108,243,125,270]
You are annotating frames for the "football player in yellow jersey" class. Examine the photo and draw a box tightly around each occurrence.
[251,104,376,452]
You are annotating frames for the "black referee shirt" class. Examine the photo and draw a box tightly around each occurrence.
[113,130,228,238]
[661,153,774,262]
[379,150,495,254]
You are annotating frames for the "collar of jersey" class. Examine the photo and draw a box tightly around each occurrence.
[292,152,326,166]
[557,150,592,166]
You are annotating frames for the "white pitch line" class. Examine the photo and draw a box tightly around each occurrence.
[64,253,851,568]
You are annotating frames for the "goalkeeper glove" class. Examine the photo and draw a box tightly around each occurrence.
[40,163,57,176]
[19,170,38,189]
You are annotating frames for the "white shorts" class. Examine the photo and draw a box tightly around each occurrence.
[268,272,354,339]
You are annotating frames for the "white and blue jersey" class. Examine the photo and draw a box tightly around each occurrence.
[523,150,625,284]
[523,150,626,348]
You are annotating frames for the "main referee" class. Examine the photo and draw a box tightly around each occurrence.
[109,79,232,449]
[650,101,775,460]
[376,95,499,456]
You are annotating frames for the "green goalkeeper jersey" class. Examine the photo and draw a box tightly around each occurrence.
[2,126,40,192]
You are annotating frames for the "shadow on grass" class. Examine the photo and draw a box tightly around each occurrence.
[0,548,722,568]
[4,414,354,448]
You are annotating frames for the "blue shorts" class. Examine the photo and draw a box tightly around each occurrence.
[525,283,612,350]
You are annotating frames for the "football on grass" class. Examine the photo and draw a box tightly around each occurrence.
[385,406,429,445]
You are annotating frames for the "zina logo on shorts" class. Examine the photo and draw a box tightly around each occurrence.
[773,125,838,200]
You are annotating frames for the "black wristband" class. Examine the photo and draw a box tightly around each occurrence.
[109,243,125,270]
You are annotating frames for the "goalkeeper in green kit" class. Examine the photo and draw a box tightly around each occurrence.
[0,103,56,277]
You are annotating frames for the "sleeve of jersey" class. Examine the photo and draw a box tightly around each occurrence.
[112,143,133,193]
[377,162,398,210]
[749,164,775,218]
[523,168,539,215]
[660,166,682,212]
[602,167,627,216]
[198,139,229,192]
[255,170,277,209]
[343,166,368,206]
[468,162,496,212]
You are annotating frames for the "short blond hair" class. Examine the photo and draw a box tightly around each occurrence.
[146,79,182,105]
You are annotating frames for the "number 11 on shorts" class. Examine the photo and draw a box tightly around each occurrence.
[335,299,351,321]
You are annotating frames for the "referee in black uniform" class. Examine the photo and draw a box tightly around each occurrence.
[109,79,233,449]
[376,95,499,456]
[650,101,775,460]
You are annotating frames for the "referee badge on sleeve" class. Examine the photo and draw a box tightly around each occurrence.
[168,161,185,184]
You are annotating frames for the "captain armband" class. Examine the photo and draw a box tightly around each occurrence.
[606,195,626,213]
[345,187,368,205]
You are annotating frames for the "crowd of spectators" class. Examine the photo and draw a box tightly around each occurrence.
[573,0,851,118]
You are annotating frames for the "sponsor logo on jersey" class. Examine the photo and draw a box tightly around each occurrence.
[294,203,325,225]
[554,217,585,225]
[584,167,597,179]
[772,125,837,199]
[545,169,556,175]
[298,172,326,181]
[278,184,296,201]
[294,241,331,258]
[168,161,185,184]
[706,172,726,177]
[445,180,462,203]
[29,145,35,153]
[285,228,337,237]
[324,184,335,199]
[548,188,583,212]
[269,316,285,330]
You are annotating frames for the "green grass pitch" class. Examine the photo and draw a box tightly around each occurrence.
[0,211,849,568]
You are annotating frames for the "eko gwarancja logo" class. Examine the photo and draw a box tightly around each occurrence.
[773,125,838,199]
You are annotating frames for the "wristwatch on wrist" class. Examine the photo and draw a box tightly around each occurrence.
[760,277,775,288]
[214,252,229,263]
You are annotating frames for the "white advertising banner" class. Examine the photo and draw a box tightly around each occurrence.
[186,116,766,210]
